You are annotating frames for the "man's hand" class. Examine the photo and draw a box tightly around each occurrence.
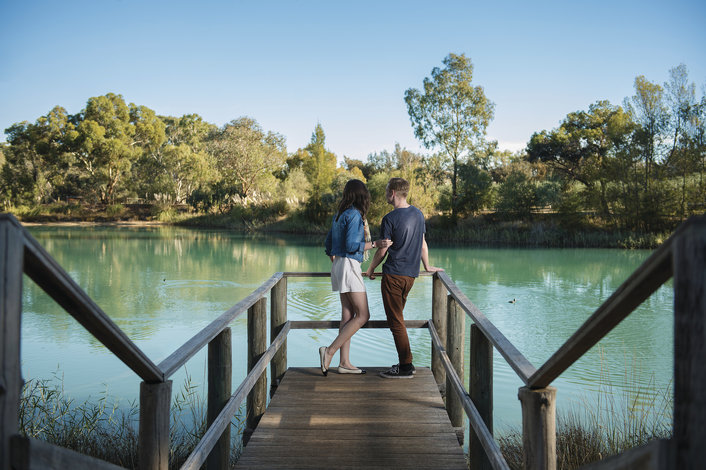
[375,238,393,248]
[424,266,444,273]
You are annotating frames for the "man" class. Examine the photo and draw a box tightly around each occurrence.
[365,177,442,378]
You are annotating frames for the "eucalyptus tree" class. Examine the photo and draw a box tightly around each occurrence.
[134,114,215,203]
[70,93,149,203]
[624,76,669,191]
[1,106,75,204]
[404,53,495,218]
[527,101,634,219]
[664,64,700,218]
[208,117,287,200]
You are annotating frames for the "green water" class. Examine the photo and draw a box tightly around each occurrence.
[21,226,673,430]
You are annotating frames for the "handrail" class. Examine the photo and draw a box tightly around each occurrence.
[158,272,283,379]
[436,270,538,384]
[289,319,428,329]
[527,229,675,388]
[179,321,291,470]
[10,215,164,383]
[428,320,510,470]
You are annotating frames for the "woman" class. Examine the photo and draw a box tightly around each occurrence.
[319,179,391,376]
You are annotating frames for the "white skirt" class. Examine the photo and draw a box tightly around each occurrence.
[330,256,366,293]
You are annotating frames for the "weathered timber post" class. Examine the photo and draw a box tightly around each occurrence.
[673,216,706,469]
[518,386,556,470]
[0,216,23,470]
[270,276,287,397]
[206,328,231,470]
[446,294,465,444]
[432,273,447,395]
[139,380,172,470]
[470,324,493,470]
[245,297,267,446]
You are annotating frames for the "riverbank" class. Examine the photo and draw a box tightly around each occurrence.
[8,203,674,249]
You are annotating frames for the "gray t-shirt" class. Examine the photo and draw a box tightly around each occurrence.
[380,205,426,277]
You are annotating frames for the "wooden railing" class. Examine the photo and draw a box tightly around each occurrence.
[428,215,705,470]
[1,213,704,470]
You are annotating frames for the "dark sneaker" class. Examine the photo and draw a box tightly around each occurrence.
[380,363,414,379]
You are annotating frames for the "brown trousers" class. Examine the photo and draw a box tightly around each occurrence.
[381,273,416,365]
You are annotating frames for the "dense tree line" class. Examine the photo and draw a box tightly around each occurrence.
[1,58,704,231]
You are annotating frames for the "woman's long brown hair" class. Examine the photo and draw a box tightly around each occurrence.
[336,179,370,221]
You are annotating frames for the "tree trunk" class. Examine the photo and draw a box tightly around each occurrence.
[451,156,458,222]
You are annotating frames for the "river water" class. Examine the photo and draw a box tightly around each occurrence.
[21,226,673,431]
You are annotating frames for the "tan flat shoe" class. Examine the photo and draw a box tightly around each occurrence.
[338,366,366,374]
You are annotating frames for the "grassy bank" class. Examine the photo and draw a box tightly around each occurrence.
[6,202,676,248]
[426,216,672,249]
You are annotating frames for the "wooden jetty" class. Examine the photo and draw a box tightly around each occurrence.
[236,367,467,470]
[1,213,705,470]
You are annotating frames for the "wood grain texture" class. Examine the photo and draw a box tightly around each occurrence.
[270,277,287,394]
[445,296,465,431]
[470,324,493,470]
[0,216,24,470]
[432,273,448,389]
[206,328,231,470]
[518,386,556,470]
[235,367,467,469]
[246,298,267,437]
[673,216,706,470]
[138,380,172,470]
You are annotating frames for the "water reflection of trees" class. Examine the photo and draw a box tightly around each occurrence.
[23,226,332,347]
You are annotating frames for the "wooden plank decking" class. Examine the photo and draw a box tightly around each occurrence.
[236,366,467,470]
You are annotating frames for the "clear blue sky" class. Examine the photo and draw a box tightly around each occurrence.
[1,0,705,160]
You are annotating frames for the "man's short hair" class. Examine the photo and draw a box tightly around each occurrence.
[387,177,410,198]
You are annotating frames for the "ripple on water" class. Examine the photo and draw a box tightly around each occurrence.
[163,279,241,288]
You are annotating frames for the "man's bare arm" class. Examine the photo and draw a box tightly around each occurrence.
[365,245,388,280]
[421,235,443,273]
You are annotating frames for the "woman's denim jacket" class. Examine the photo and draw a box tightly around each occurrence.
[325,206,365,263]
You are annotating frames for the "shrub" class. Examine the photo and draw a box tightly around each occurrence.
[106,204,126,218]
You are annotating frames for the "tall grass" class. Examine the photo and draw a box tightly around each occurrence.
[18,373,245,469]
[497,355,673,469]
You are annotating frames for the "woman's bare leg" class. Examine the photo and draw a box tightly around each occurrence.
[338,293,354,368]
[323,291,370,370]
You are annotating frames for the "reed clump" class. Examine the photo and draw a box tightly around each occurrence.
[497,362,672,469]
[18,375,244,469]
